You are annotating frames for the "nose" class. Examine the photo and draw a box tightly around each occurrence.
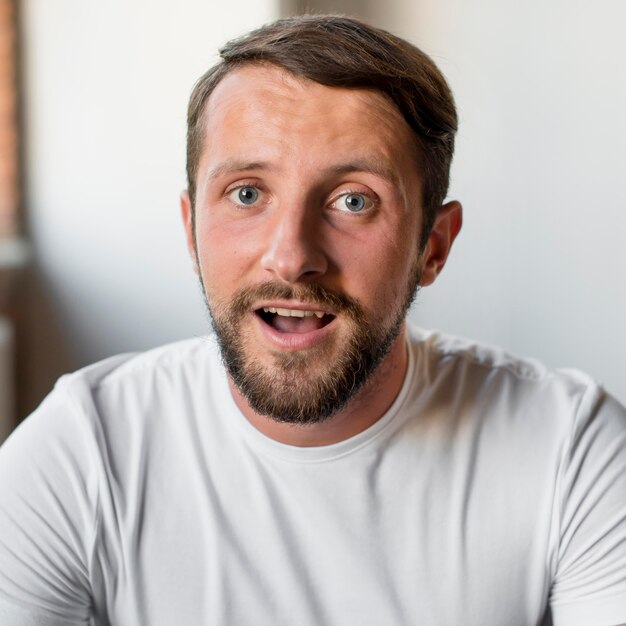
[260,205,328,283]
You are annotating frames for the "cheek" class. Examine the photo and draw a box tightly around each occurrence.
[338,233,416,308]
[195,220,262,295]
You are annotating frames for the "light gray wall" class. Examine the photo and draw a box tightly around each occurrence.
[280,0,374,16]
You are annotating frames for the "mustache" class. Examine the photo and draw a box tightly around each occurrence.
[227,281,363,319]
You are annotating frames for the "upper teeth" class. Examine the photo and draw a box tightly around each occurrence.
[262,307,326,318]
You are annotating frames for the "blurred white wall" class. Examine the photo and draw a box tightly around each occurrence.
[367,0,626,404]
[22,1,625,405]
[21,0,277,365]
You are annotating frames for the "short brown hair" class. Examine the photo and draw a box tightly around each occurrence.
[186,14,457,247]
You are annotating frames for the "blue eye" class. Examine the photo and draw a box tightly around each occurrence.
[343,193,366,212]
[237,187,259,205]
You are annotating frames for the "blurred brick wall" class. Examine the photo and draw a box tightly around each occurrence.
[0,0,17,239]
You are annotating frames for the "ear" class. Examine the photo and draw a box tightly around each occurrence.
[419,200,463,286]
[180,190,199,275]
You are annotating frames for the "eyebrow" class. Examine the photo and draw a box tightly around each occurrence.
[206,160,270,181]
[206,157,401,187]
[324,159,401,187]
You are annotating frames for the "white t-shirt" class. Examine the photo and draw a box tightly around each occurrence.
[0,327,625,626]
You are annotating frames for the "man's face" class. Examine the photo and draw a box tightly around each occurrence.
[184,64,427,424]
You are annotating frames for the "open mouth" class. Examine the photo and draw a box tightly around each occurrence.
[255,306,336,334]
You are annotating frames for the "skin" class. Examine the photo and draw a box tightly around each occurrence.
[181,64,462,446]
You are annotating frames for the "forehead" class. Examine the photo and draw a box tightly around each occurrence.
[204,63,404,125]
[199,64,421,180]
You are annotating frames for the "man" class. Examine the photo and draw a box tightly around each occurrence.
[0,14,625,626]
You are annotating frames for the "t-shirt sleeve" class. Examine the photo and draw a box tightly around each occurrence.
[0,386,97,625]
[550,384,626,626]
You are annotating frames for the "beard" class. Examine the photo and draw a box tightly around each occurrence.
[202,269,421,426]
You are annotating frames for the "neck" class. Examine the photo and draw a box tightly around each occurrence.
[228,324,409,447]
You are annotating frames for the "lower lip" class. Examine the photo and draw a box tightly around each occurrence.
[254,313,337,350]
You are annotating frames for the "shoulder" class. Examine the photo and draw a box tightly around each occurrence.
[409,325,587,382]
[0,334,225,509]
[405,327,626,623]
[407,325,603,426]
[57,335,218,396]
[28,335,229,464]
[1,335,220,471]
[0,335,227,617]
[403,326,625,480]
[36,336,222,420]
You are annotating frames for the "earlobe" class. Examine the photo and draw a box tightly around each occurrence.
[180,190,200,275]
[419,200,463,286]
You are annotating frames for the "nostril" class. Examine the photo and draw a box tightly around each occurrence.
[302,268,324,277]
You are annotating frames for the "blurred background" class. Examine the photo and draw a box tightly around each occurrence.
[0,0,624,442]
